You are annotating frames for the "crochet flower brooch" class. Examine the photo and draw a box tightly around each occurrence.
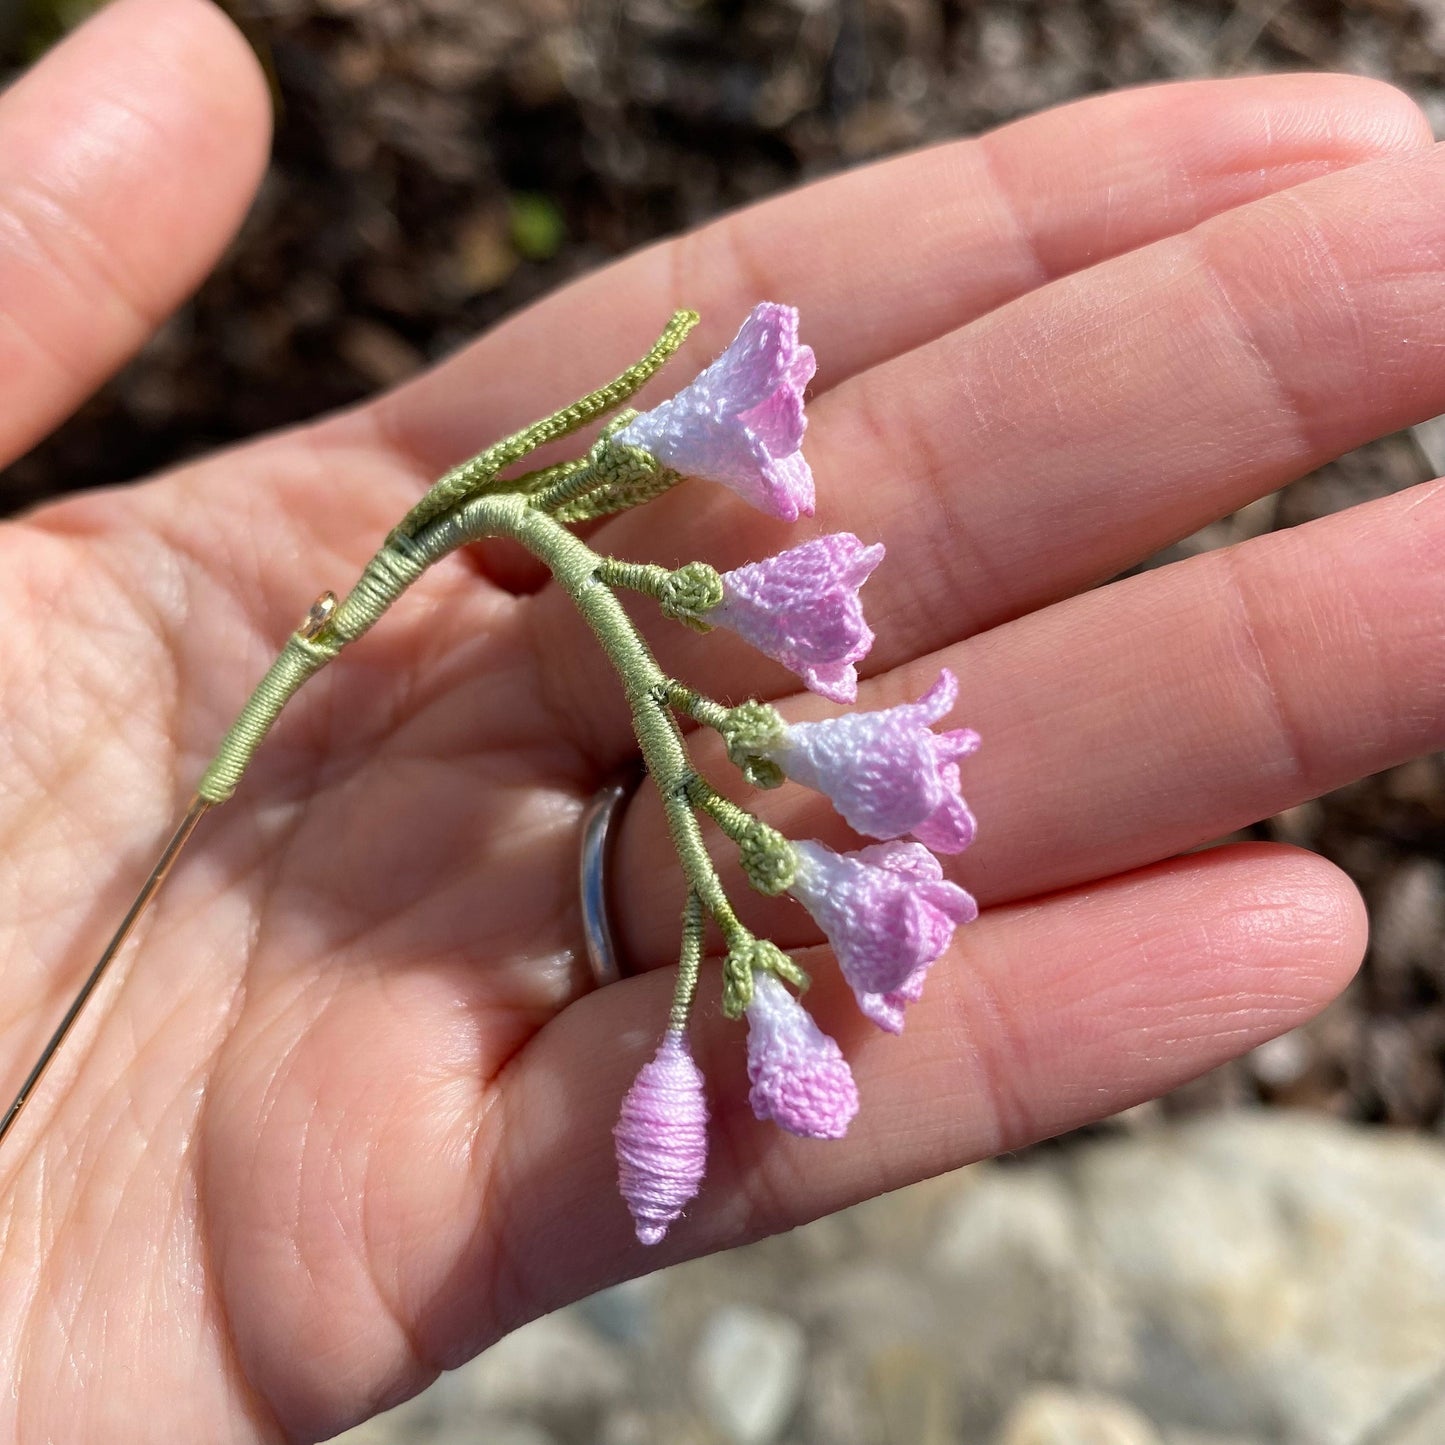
[187,300,979,1249]
[598,304,980,1245]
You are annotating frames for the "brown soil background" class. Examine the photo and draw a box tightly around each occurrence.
[2,0,1442,1129]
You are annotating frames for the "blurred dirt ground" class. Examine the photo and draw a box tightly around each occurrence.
[1,0,1442,1127]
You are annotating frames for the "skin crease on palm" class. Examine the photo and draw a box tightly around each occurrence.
[1,0,1444,1439]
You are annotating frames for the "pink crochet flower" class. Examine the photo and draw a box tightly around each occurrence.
[856,964,930,1035]
[708,533,885,703]
[614,1029,709,1245]
[789,840,977,1013]
[745,972,859,1139]
[613,302,817,521]
[761,669,979,851]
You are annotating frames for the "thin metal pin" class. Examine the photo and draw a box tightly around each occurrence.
[0,795,211,1152]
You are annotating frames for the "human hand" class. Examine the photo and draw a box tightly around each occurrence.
[3,1,1442,1439]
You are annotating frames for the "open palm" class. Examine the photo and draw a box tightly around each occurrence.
[3,2,1444,1440]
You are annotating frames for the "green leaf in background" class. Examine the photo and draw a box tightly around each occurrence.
[508,192,566,264]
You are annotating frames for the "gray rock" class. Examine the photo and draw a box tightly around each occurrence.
[330,1398,561,1445]
[447,1425,557,1445]
[334,1115,1445,1445]
[995,1388,1164,1445]
[925,1115,1445,1443]
[865,1342,963,1445]
[577,1276,658,1345]
[692,1305,806,1445]
[930,1164,1088,1410]
[461,1311,630,1414]
[325,1419,405,1445]
[1372,860,1445,994]
[796,1267,956,1445]
[1071,1114,1445,1445]
[1356,1365,1445,1445]
[1247,1032,1314,1091]
[797,1262,941,1349]
[1159,1431,1268,1445]
[801,1344,878,1445]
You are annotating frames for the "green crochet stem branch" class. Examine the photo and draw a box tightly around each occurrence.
[595,559,672,598]
[663,681,730,731]
[671,891,705,1032]
[686,774,755,843]
[0,307,795,1167]
[195,489,780,1017]
[688,775,798,898]
[391,309,697,539]
[189,308,814,1027]
[508,456,589,498]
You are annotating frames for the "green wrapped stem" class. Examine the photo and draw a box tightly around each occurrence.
[670,891,705,1031]
[393,309,698,538]
[195,635,335,803]
[595,559,672,598]
[663,681,730,730]
[197,494,748,964]
[197,539,428,802]
[481,497,743,943]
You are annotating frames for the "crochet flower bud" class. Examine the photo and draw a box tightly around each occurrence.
[614,1029,709,1245]
[612,302,816,521]
[708,534,885,703]
[789,839,977,1024]
[745,972,859,1139]
[760,669,979,852]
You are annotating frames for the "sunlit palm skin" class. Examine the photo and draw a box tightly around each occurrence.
[2,3,1444,1441]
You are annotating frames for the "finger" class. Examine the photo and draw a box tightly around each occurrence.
[611,477,1445,967]
[0,0,271,470]
[566,138,1445,716]
[459,843,1362,1345]
[357,74,1429,479]
[90,72,1426,617]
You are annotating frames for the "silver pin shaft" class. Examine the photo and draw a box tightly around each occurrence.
[0,797,211,1151]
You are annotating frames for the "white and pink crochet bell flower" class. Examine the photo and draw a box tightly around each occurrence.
[788,840,977,1031]
[601,301,982,1249]
[614,302,817,521]
[854,963,931,1036]
[707,533,884,703]
[758,668,979,852]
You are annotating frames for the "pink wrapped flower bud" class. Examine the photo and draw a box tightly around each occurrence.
[789,840,977,1026]
[613,302,816,521]
[614,1029,709,1245]
[708,533,885,703]
[759,669,979,852]
[745,972,859,1139]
